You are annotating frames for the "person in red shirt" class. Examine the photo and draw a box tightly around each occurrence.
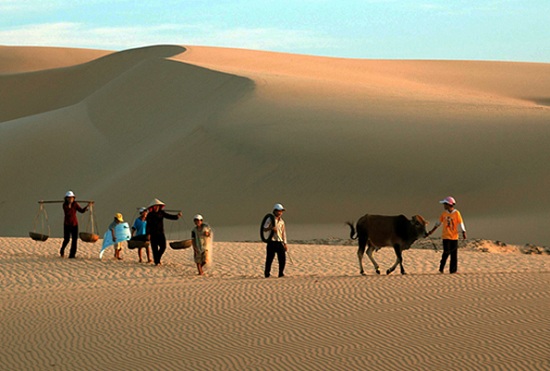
[427,196,467,274]
[60,191,90,259]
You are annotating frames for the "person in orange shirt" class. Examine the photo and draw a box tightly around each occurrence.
[427,196,467,274]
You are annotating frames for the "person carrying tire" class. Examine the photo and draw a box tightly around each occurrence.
[261,203,288,278]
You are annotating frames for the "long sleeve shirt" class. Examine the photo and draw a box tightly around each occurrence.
[63,202,87,226]
[146,210,179,235]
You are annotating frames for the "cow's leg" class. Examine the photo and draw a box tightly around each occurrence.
[398,244,409,274]
[387,244,405,275]
[399,251,406,275]
[357,236,367,275]
[365,244,380,275]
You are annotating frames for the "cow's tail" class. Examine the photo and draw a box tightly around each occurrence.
[346,221,357,240]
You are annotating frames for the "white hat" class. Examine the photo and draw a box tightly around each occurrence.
[193,214,203,221]
[65,191,75,198]
[273,203,285,211]
[138,207,147,213]
[147,198,165,208]
[439,196,456,205]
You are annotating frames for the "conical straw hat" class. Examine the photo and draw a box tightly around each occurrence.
[147,198,165,208]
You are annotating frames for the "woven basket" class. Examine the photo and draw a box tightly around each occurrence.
[29,232,49,242]
[127,240,150,249]
[169,239,193,250]
[79,232,99,243]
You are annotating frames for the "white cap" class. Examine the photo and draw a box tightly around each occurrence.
[193,214,203,221]
[439,196,456,205]
[138,207,147,213]
[273,203,285,211]
[65,191,75,198]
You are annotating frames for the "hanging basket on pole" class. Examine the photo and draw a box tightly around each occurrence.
[127,207,150,249]
[169,212,192,250]
[79,202,99,243]
[29,202,50,242]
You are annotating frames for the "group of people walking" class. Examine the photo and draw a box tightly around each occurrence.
[59,193,213,275]
[58,190,467,276]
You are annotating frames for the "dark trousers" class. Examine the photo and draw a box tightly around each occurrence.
[265,241,286,277]
[60,224,79,258]
[440,239,458,273]
[150,234,167,265]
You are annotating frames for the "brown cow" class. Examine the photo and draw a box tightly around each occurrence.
[347,214,428,275]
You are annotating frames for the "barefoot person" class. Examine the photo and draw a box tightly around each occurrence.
[146,199,182,266]
[263,203,288,278]
[131,207,151,263]
[108,213,125,260]
[59,191,90,259]
[427,196,467,274]
[191,214,213,275]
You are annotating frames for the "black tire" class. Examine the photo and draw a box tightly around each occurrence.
[260,213,275,243]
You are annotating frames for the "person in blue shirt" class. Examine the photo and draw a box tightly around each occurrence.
[131,207,151,263]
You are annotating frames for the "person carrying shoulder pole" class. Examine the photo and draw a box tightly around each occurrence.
[145,198,182,266]
[263,203,288,278]
[60,190,91,259]
[131,207,151,263]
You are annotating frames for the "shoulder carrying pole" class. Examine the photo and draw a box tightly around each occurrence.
[39,200,94,204]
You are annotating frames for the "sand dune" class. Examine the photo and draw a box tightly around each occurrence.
[1,237,549,370]
[1,44,549,246]
[0,45,110,73]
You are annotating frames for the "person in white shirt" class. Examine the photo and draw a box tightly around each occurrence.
[191,214,213,276]
[263,203,288,278]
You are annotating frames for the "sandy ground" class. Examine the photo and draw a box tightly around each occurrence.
[1,236,548,370]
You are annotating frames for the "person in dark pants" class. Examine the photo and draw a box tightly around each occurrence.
[145,198,182,266]
[427,196,467,274]
[60,191,90,259]
[263,203,288,278]
[441,239,459,273]
[131,207,151,263]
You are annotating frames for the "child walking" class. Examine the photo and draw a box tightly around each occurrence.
[427,196,467,274]
[109,213,125,260]
[191,214,213,275]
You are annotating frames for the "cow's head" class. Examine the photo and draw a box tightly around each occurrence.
[411,215,429,238]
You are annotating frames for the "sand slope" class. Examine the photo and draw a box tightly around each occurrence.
[1,45,549,245]
[0,45,110,73]
[1,237,549,370]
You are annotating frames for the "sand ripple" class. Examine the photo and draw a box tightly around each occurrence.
[1,237,549,370]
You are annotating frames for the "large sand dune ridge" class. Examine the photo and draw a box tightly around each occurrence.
[1,45,549,245]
